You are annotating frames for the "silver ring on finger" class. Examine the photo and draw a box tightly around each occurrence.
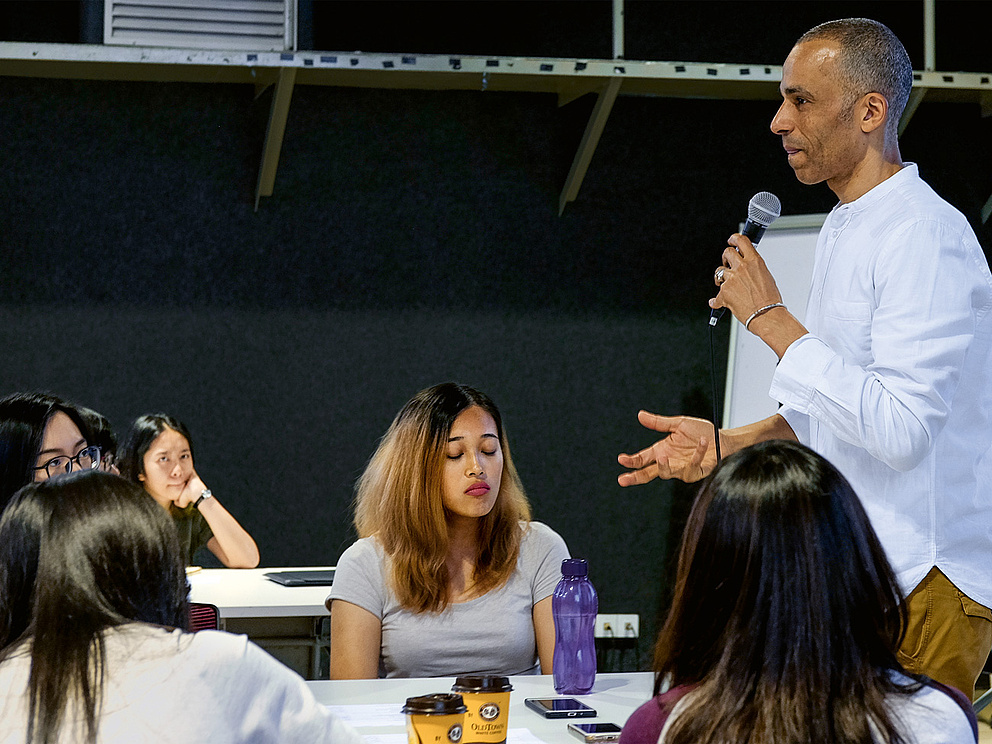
[714,266,726,286]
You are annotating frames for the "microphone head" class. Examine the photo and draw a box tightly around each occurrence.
[747,191,782,227]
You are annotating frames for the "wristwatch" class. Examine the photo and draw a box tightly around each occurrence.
[193,489,213,509]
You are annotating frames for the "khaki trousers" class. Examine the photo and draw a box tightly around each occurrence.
[897,566,992,699]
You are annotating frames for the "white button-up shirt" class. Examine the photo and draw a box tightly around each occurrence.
[770,163,992,607]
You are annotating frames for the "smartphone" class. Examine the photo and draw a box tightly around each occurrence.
[567,722,623,742]
[523,697,597,718]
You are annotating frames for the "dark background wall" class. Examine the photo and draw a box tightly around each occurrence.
[2,1,990,669]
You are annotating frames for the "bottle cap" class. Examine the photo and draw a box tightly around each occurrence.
[402,693,467,715]
[561,558,588,577]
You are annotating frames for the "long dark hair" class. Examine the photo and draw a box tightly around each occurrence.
[0,392,92,511]
[77,406,118,462]
[117,413,195,484]
[0,470,190,744]
[653,440,915,744]
[0,489,50,649]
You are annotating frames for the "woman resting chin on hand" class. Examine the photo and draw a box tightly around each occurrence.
[118,414,259,569]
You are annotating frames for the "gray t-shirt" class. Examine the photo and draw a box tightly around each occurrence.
[327,521,570,678]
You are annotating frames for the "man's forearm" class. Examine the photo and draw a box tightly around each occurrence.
[720,413,798,456]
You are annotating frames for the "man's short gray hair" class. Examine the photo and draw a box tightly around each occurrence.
[798,18,913,138]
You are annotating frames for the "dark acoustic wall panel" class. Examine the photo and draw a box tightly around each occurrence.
[1,33,989,665]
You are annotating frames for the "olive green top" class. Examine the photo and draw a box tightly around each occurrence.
[170,504,213,566]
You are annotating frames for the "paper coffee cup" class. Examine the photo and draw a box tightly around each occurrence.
[451,676,513,744]
[402,693,467,744]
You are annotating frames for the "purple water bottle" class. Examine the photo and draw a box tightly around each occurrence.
[552,558,598,695]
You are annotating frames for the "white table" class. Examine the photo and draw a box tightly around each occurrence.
[187,566,334,678]
[187,566,333,618]
[307,672,654,743]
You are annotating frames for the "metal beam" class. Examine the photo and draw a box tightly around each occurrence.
[902,0,934,137]
[613,0,624,60]
[559,77,622,215]
[923,0,936,72]
[254,66,296,210]
[900,86,928,135]
[3,41,988,207]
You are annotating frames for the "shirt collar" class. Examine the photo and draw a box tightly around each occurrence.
[833,162,918,217]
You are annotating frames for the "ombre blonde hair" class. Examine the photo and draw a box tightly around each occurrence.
[354,382,532,613]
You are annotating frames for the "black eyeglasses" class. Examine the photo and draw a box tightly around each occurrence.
[33,446,102,479]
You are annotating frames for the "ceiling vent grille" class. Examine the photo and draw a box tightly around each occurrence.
[104,0,296,51]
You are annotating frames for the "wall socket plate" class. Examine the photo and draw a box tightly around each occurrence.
[594,613,640,639]
[615,613,639,639]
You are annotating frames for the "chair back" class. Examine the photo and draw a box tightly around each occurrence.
[188,602,219,632]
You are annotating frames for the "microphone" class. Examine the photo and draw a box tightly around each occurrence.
[709,191,782,327]
[741,191,782,245]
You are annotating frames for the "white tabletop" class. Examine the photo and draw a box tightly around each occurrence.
[187,566,334,619]
[307,672,654,743]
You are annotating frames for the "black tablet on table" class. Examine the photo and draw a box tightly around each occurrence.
[263,570,335,586]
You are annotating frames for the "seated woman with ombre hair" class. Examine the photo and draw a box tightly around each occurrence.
[118,413,259,568]
[327,382,570,679]
[0,470,362,744]
[619,440,977,744]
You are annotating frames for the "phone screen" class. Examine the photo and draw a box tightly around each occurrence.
[524,697,597,718]
[572,723,622,734]
[534,699,593,712]
[568,722,623,742]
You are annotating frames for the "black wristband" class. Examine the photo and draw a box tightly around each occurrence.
[193,489,212,509]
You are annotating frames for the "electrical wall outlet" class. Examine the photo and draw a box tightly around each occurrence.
[615,613,639,639]
[594,614,618,638]
[594,613,640,638]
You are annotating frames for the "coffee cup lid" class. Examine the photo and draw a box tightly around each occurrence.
[402,693,467,715]
[451,675,513,693]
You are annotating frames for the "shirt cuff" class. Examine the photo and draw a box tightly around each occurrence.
[769,333,833,415]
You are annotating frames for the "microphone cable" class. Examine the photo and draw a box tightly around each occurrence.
[709,316,723,464]
[706,192,781,466]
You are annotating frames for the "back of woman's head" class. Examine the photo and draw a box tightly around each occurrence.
[117,413,194,483]
[659,440,904,683]
[0,392,91,510]
[0,470,189,744]
[654,440,910,744]
[0,490,51,648]
[0,469,189,641]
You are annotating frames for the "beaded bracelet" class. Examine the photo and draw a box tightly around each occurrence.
[744,302,786,332]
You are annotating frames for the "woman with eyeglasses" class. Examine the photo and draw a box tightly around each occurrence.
[118,413,259,568]
[0,469,363,744]
[327,382,570,679]
[0,391,103,512]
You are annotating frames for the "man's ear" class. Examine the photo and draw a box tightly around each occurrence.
[860,92,889,134]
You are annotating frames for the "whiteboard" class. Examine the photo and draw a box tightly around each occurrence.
[722,214,826,429]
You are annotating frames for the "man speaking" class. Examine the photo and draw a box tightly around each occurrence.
[618,18,992,698]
